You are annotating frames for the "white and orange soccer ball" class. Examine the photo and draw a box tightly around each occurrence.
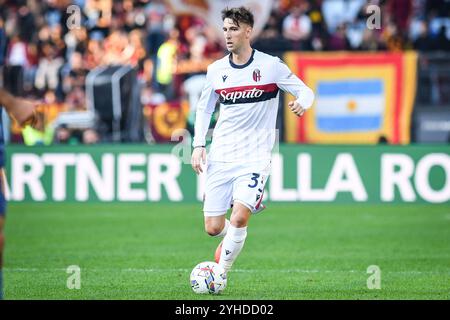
[190,261,227,294]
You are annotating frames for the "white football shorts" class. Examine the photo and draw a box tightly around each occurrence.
[203,160,271,216]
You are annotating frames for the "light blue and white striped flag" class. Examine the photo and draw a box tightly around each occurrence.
[315,79,385,132]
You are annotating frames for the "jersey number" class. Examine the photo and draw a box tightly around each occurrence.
[248,173,260,188]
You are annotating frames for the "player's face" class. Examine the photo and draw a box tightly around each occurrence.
[222,18,252,53]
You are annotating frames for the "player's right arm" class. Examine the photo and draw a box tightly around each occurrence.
[191,66,218,174]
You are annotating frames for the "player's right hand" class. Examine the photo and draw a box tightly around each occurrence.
[191,147,206,175]
[12,98,43,129]
[288,100,305,117]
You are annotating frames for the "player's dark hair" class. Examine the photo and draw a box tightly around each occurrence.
[221,7,254,28]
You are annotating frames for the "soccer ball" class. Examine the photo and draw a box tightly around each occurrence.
[190,261,227,294]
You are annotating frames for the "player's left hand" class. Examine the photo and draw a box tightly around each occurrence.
[288,101,305,117]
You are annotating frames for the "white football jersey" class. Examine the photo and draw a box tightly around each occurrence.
[193,49,314,163]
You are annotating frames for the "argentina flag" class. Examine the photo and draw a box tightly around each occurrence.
[315,79,384,132]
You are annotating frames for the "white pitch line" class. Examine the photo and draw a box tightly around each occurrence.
[4,268,450,275]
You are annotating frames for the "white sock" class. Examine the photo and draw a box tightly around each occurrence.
[219,225,247,273]
[213,219,230,238]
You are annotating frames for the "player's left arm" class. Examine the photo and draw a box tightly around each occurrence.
[274,58,314,117]
[0,88,41,128]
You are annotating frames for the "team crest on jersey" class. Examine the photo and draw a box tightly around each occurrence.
[252,69,261,82]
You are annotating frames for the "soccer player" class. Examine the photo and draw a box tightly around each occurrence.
[0,87,40,299]
[190,7,314,275]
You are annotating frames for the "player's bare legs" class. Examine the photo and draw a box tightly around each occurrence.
[229,202,251,228]
[205,215,232,263]
[218,202,251,273]
[204,215,227,236]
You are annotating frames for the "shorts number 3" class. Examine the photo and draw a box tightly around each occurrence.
[248,173,260,188]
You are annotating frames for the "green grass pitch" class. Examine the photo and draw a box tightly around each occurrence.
[3,203,450,299]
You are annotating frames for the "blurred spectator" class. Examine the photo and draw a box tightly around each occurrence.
[83,128,99,144]
[64,27,89,67]
[322,0,366,34]
[62,51,88,111]
[4,35,30,95]
[429,14,450,39]
[156,29,179,100]
[4,35,34,95]
[328,23,351,50]
[346,1,378,50]
[128,29,147,67]
[16,4,36,43]
[433,25,450,51]
[49,25,66,56]
[85,0,112,32]
[103,30,131,65]
[387,0,413,37]
[183,73,206,128]
[139,58,154,85]
[308,0,328,51]
[259,14,281,41]
[413,20,434,51]
[184,25,206,61]
[141,85,166,106]
[359,28,382,51]
[34,41,64,91]
[380,14,406,51]
[54,124,73,144]
[202,26,223,60]
[426,0,450,19]
[175,24,211,74]
[409,0,427,41]
[123,0,147,31]
[23,43,38,94]
[308,0,326,34]
[282,4,312,50]
[145,0,171,59]
[0,17,6,67]
[85,32,104,69]
[254,11,288,52]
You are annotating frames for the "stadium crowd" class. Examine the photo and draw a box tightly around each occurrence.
[0,0,449,145]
